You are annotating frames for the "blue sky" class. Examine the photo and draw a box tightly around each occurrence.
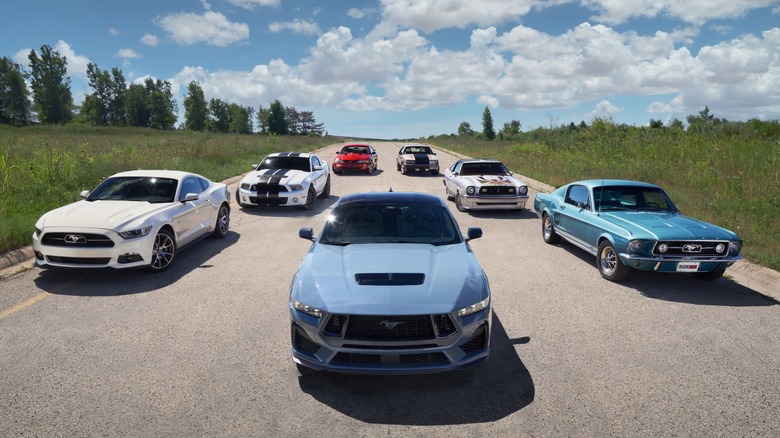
[2,0,779,139]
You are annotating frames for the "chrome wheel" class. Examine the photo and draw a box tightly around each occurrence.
[542,214,560,244]
[150,229,176,272]
[212,204,229,238]
[597,241,629,281]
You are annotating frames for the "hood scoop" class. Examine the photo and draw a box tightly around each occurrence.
[355,273,426,286]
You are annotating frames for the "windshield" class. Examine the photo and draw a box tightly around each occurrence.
[340,146,370,154]
[404,146,433,154]
[257,156,311,172]
[594,186,677,212]
[86,177,178,203]
[319,203,462,246]
[460,162,509,176]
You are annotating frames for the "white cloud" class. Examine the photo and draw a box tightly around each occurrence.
[223,0,280,9]
[116,49,141,59]
[155,11,249,46]
[585,0,778,25]
[54,40,91,76]
[268,19,320,35]
[109,28,120,36]
[347,8,374,19]
[591,99,622,117]
[379,0,544,33]
[140,34,159,46]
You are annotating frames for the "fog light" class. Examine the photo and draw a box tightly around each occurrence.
[293,197,299,203]
[118,253,144,264]
[35,251,44,261]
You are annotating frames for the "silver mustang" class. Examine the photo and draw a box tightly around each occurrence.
[290,192,491,374]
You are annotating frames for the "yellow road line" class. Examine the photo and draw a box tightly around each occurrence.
[0,293,51,319]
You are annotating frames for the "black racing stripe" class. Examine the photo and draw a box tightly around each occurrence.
[288,152,301,157]
[412,153,430,164]
[277,152,290,157]
[256,168,290,184]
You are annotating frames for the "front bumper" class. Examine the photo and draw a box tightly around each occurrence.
[32,227,155,270]
[236,185,310,207]
[619,253,743,273]
[290,308,491,374]
[403,162,439,173]
[459,195,529,210]
[334,162,370,172]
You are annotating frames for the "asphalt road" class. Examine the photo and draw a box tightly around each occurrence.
[1,142,778,437]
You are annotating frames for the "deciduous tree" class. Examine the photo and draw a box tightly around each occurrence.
[27,44,73,124]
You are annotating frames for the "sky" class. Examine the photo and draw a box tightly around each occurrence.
[2,0,779,139]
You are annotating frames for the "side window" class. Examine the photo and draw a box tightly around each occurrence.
[450,162,460,173]
[310,156,318,169]
[399,147,405,155]
[565,185,590,208]
[179,177,204,201]
[197,177,210,191]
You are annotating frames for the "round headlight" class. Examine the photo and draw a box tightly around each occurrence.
[466,186,476,195]
[519,186,528,195]
[658,243,669,253]
[628,240,642,252]
[715,243,726,254]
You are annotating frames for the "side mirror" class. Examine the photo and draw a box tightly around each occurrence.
[299,227,315,241]
[80,190,90,198]
[313,165,323,171]
[466,227,483,241]
[181,193,199,202]
[251,164,258,169]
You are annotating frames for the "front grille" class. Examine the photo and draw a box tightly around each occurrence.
[355,273,425,286]
[249,196,286,205]
[47,256,111,265]
[345,315,434,340]
[250,183,288,194]
[478,186,517,195]
[293,327,320,354]
[652,240,730,257]
[331,352,448,365]
[41,233,114,248]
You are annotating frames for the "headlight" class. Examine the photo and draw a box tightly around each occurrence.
[518,186,528,195]
[334,159,343,163]
[118,225,152,239]
[290,184,304,191]
[430,160,438,165]
[466,186,476,195]
[657,243,669,253]
[627,240,642,252]
[358,160,369,164]
[34,227,42,237]
[291,299,323,318]
[729,241,741,254]
[457,296,490,317]
[241,183,250,190]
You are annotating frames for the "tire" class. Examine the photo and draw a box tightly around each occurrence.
[542,213,561,244]
[445,185,454,201]
[455,193,467,212]
[333,169,341,175]
[693,267,726,281]
[597,240,630,281]
[148,229,176,272]
[211,203,230,238]
[319,176,331,199]
[396,161,401,171]
[431,170,439,176]
[300,185,316,210]
[401,165,407,175]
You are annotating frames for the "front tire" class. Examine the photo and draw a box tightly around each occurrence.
[455,192,467,212]
[542,213,561,244]
[319,176,331,199]
[300,185,316,210]
[212,203,230,238]
[149,229,176,272]
[597,241,630,281]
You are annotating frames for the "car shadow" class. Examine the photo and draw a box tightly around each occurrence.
[236,196,340,217]
[33,231,240,296]
[296,313,534,425]
[551,241,776,307]
[333,169,385,177]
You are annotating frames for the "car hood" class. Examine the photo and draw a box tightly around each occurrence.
[401,153,435,161]
[241,168,310,186]
[602,212,740,240]
[460,174,524,187]
[293,243,487,315]
[37,200,169,230]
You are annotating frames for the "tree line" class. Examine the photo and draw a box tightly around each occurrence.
[0,44,325,135]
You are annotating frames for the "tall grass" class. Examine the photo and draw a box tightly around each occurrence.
[0,125,339,254]
[429,119,780,271]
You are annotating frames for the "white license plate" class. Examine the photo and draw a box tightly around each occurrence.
[676,262,700,272]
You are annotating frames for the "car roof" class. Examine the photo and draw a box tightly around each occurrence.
[457,158,503,164]
[574,179,662,189]
[336,191,445,207]
[112,170,200,180]
[266,152,313,158]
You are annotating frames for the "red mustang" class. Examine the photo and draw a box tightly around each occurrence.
[332,143,378,175]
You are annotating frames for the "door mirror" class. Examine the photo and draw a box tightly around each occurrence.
[181,193,199,202]
[465,227,483,241]
[299,227,315,241]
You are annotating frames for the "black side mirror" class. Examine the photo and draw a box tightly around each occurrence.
[466,227,483,241]
[299,227,315,241]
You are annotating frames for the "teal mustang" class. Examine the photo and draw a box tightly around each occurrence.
[533,180,742,282]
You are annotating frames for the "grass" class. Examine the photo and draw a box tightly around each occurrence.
[2,121,778,272]
[0,124,339,254]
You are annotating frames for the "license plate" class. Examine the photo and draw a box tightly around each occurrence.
[676,262,700,272]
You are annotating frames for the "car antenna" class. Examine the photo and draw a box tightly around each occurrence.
[389,187,393,192]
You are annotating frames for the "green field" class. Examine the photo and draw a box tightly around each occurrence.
[1,122,778,271]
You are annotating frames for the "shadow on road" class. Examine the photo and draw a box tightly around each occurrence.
[33,231,239,296]
[296,313,534,425]
[552,242,776,307]
[236,196,340,217]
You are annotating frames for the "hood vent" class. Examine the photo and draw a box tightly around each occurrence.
[355,273,425,286]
